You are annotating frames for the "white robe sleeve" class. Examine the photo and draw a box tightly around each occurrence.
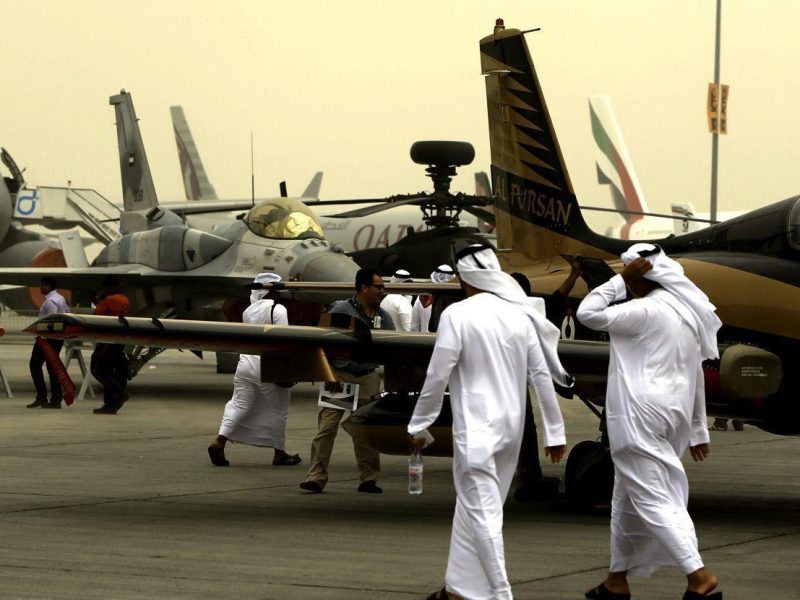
[576,274,649,336]
[272,304,289,326]
[411,299,424,332]
[689,362,711,447]
[407,310,460,436]
[527,326,565,447]
[396,299,412,332]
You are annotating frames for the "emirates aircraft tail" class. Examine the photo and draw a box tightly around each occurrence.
[589,95,649,238]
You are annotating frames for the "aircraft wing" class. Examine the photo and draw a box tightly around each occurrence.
[0,267,255,291]
[27,313,611,389]
[156,199,258,216]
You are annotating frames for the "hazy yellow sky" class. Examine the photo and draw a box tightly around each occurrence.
[2,1,799,231]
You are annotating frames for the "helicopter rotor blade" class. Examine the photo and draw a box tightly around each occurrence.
[304,198,389,207]
[325,196,427,219]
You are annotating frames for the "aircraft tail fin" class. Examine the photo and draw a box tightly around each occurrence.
[480,23,620,260]
[671,202,702,235]
[589,95,649,220]
[474,171,492,197]
[169,105,218,201]
[109,90,159,213]
[58,231,89,268]
[301,171,324,199]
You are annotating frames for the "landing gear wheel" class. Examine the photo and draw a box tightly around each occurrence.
[564,440,614,510]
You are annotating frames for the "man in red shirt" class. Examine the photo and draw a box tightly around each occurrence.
[91,276,131,414]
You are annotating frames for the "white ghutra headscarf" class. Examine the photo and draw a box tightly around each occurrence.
[431,264,455,284]
[621,243,722,359]
[250,272,282,303]
[456,244,573,387]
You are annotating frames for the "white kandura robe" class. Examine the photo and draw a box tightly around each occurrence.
[411,296,432,332]
[380,294,413,332]
[576,275,710,577]
[218,299,292,449]
[408,293,565,600]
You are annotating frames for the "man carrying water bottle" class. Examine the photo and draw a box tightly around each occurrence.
[408,244,571,600]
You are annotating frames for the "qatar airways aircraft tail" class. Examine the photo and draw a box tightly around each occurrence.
[170,106,218,201]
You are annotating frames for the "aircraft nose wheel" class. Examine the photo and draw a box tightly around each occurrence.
[564,440,614,511]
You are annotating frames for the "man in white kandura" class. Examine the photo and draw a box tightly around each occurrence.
[577,243,722,600]
[207,273,301,467]
[380,268,414,332]
[408,244,572,600]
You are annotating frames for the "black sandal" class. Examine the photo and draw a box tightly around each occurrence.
[585,582,631,599]
[272,453,302,466]
[683,591,722,600]
[207,446,229,467]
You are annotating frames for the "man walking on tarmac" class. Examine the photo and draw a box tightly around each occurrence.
[408,244,572,600]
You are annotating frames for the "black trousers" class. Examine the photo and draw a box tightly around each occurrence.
[90,343,128,405]
[30,339,65,401]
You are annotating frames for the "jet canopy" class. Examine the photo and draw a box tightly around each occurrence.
[244,198,324,240]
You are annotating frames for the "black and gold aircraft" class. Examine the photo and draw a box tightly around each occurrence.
[26,21,800,503]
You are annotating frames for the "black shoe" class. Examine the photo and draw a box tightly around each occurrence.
[585,583,631,600]
[357,480,383,494]
[683,591,722,600]
[207,446,229,467]
[118,390,130,405]
[93,404,119,415]
[299,480,323,494]
[514,477,560,503]
[27,398,47,408]
[42,401,62,409]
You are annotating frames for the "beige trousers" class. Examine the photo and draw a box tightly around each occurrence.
[304,369,381,488]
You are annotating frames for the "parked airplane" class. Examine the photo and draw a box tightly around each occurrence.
[169,105,476,252]
[26,22,800,506]
[0,90,360,371]
[590,95,742,238]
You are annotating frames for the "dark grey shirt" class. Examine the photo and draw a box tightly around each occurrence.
[329,295,395,374]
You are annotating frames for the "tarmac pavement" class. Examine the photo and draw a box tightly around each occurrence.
[0,341,798,599]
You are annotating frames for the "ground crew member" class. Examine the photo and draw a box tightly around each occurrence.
[91,276,130,415]
[27,276,69,409]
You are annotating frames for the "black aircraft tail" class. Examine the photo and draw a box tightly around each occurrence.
[480,22,628,261]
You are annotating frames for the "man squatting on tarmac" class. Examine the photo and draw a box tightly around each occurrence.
[409,243,722,600]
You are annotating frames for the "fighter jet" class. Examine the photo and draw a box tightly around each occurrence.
[169,104,477,253]
[0,90,360,370]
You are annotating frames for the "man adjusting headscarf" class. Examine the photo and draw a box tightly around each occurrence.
[408,244,569,600]
[620,243,722,359]
[576,244,722,599]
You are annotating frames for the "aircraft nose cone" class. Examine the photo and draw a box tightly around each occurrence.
[301,252,360,283]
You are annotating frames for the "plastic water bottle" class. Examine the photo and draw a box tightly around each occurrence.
[408,449,423,495]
